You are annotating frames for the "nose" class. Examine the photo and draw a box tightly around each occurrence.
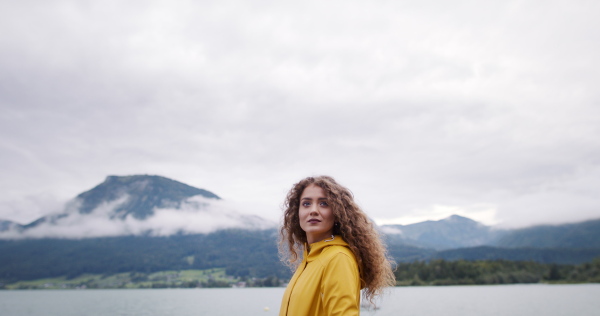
[309,204,319,215]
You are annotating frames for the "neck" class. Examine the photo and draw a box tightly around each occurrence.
[306,233,334,245]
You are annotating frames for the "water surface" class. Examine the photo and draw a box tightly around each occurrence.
[1,284,598,316]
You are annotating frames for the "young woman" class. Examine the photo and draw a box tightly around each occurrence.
[279,176,395,315]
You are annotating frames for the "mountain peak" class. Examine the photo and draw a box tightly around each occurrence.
[76,174,220,220]
[442,214,477,223]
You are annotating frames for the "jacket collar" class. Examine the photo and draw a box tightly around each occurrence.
[303,235,349,263]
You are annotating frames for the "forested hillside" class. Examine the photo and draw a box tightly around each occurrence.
[3,228,600,286]
[433,246,600,264]
[0,229,288,284]
[395,259,600,285]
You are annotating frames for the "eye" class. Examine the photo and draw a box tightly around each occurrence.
[319,201,329,207]
[301,201,311,207]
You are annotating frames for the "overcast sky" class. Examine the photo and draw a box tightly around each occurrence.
[1,0,599,229]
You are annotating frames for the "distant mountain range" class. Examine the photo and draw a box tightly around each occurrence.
[1,174,599,283]
[381,215,600,250]
[381,215,505,250]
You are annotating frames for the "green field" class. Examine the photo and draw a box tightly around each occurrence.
[4,268,241,289]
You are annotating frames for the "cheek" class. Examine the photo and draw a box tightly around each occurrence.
[324,210,335,223]
[297,209,307,223]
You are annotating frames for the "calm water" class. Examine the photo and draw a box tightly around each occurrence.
[1,284,599,316]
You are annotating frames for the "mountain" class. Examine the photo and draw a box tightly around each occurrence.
[0,175,274,238]
[382,215,507,250]
[75,175,220,220]
[381,215,600,251]
[380,215,600,265]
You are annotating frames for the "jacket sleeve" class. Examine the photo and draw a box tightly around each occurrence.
[321,252,360,316]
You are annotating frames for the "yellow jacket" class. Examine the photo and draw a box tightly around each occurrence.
[279,236,360,316]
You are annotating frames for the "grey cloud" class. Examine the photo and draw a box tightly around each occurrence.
[0,195,275,239]
[1,1,599,229]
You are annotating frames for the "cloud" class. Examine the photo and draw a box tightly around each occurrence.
[0,193,66,224]
[0,1,599,229]
[378,226,403,236]
[0,195,276,239]
[376,204,499,226]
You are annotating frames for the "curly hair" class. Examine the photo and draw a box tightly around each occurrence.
[279,175,396,302]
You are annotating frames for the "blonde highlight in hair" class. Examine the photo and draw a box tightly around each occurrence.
[279,175,396,302]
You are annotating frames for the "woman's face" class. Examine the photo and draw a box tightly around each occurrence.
[299,184,335,244]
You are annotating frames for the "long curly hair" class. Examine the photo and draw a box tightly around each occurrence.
[279,175,395,302]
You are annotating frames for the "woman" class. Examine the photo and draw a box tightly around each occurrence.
[279,176,395,316]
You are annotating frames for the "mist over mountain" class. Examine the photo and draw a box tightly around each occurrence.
[0,175,274,239]
[0,220,19,232]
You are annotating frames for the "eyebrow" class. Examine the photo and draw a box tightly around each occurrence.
[300,197,327,200]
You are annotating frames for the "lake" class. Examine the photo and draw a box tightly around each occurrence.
[1,284,598,316]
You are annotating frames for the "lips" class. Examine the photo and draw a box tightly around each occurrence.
[308,219,321,223]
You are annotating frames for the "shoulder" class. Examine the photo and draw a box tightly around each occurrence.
[316,245,357,267]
